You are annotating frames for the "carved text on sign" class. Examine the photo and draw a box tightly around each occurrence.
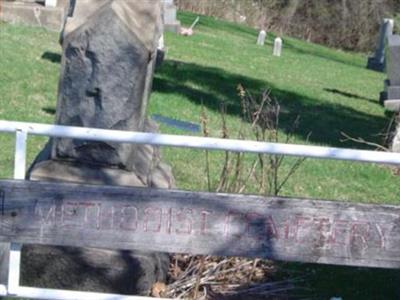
[25,201,394,252]
[1,180,400,269]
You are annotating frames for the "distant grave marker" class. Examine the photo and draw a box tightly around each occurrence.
[45,0,57,7]
[273,37,282,57]
[367,18,394,72]
[162,0,181,33]
[257,30,266,46]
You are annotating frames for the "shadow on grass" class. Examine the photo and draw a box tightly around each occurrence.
[324,88,379,105]
[41,52,61,64]
[42,107,56,115]
[154,60,388,148]
[40,51,387,149]
[283,39,366,69]
[276,262,400,300]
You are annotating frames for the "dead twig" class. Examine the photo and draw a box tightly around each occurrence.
[340,131,389,152]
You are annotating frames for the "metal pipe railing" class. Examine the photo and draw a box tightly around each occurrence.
[0,120,399,165]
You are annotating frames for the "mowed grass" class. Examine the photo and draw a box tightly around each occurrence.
[151,12,399,204]
[1,12,400,299]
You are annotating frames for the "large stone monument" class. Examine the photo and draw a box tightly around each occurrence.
[23,0,175,295]
[367,18,394,72]
[380,35,400,112]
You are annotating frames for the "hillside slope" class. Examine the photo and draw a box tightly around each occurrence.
[151,12,398,204]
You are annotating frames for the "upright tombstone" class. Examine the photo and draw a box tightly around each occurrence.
[25,0,175,296]
[257,30,266,46]
[162,0,181,33]
[367,18,394,72]
[45,0,58,7]
[273,37,282,57]
[380,35,400,112]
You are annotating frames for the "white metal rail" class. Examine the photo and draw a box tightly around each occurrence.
[1,120,400,165]
[0,119,400,300]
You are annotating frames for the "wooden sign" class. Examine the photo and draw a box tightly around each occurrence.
[0,180,399,269]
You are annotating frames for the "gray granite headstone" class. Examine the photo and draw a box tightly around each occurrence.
[26,0,175,296]
[381,35,400,111]
[387,35,400,86]
[367,18,394,72]
[162,0,180,33]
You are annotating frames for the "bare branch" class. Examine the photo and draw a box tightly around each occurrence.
[340,131,389,152]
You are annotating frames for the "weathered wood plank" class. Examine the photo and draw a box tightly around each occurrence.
[0,180,399,269]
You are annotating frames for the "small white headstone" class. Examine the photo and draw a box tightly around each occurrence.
[45,0,58,7]
[257,30,266,46]
[273,37,282,57]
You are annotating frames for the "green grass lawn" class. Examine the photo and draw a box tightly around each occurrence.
[151,12,399,204]
[1,11,400,299]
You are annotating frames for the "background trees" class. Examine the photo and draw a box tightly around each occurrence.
[176,0,400,51]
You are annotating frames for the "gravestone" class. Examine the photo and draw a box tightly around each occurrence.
[26,0,175,296]
[367,18,394,72]
[162,0,181,33]
[257,30,266,46]
[380,35,400,112]
[273,37,282,57]
[45,0,57,7]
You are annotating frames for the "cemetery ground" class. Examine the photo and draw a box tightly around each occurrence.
[1,11,400,299]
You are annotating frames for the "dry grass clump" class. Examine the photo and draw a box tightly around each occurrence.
[160,255,301,299]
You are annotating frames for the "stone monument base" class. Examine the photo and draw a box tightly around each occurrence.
[21,245,169,295]
[29,158,174,189]
[24,119,175,296]
[379,79,400,112]
[384,99,400,112]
